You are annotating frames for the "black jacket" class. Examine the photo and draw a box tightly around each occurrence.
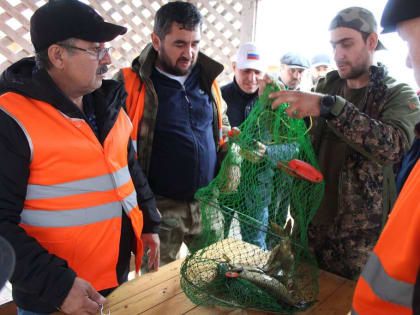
[221,77,258,127]
[0,57,160,312]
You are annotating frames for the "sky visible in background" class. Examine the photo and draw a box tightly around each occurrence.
[255,0,418,90]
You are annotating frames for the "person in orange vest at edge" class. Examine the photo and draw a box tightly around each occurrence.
[351,0,420,314]
[0,0,162,314]
[115,1,230,268]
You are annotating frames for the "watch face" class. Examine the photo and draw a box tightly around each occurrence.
[322,95,334,107]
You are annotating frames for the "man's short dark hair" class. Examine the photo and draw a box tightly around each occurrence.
[153,1,203,40]
[35,38,77,70]
[360,31,370,42]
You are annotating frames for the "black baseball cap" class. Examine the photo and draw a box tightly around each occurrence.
[0,236,15,289]
[381,0,420,33]
[30,0,127,52]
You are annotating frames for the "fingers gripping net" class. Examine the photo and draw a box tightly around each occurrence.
[181,81,325,313]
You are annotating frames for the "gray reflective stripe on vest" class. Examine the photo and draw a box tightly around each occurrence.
[132,139,137,153]
[121,190,138,216]
[26,166,131,200]
[21,201,123,227]
[361,252,413,308]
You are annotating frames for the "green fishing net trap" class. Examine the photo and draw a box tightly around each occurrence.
[180,80,325,313]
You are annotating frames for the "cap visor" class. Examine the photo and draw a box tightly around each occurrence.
[311,62,330,68]
[381,25,396,34]
[287,65,308,69]
[80,22,127,43]
[237,61,265,72]
[376,39,386,50]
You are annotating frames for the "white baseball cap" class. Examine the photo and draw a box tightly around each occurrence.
[235,42,265,72]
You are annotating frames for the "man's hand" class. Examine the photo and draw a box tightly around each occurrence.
[60,277,105,315]
[257,74,273,96]
[142,233,160,271]
[268,90,323,118]
[258,74,323,118]
[240,141,267,163]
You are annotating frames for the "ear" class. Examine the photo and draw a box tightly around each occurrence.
[367,32,379,51]
[151,33,161,52]
[232,61,236,72]
[47,45,66,69]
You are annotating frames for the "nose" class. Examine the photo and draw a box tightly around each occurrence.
[292,70,301,80]
[99,50,112,65]
[248,71,257,82]
[183,45,193,59]
[334,47,344,63]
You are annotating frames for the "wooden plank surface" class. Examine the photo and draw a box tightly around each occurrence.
[52,259,184,315]
[51,242,355,315]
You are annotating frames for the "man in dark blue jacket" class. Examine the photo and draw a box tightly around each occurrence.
[117,1,230,267]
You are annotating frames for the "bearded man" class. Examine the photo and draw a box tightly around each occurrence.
[116,1,230,268]
[262,7,420,279]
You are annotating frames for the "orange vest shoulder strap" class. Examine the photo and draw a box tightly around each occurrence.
[121,68,146,144]
[212,80,224,146]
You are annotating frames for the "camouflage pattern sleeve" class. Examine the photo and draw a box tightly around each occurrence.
[327,82,420,164]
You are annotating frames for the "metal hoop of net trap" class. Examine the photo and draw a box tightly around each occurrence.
[180,79,325,313]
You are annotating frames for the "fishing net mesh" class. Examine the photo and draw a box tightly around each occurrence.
[180,81,325,313]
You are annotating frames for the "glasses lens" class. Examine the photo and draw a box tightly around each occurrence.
[98,47,112,60]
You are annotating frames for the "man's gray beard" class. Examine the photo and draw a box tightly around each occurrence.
[96,65,108,75]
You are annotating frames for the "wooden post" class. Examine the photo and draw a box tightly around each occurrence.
[240,0,259,43]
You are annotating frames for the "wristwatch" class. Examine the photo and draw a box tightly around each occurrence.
[319,95,336,119]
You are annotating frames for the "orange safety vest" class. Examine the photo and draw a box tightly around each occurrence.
[0,92,144,291]
[352,160,420,315]
[121,67,224,155]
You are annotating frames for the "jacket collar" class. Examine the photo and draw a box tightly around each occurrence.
[232,77,258,100]
[319,64,388,91]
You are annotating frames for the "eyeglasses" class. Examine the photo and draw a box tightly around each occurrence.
[60,45,112,60]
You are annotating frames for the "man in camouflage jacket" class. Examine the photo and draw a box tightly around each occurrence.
[262,7,420,279]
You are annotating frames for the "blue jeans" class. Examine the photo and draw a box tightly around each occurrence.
[240,205,269,249]
[17,308,50,315]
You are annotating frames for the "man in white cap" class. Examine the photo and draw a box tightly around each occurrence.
[221,42,270,248]
[221,42,265,127]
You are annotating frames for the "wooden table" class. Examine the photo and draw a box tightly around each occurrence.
[53,258,355,315]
